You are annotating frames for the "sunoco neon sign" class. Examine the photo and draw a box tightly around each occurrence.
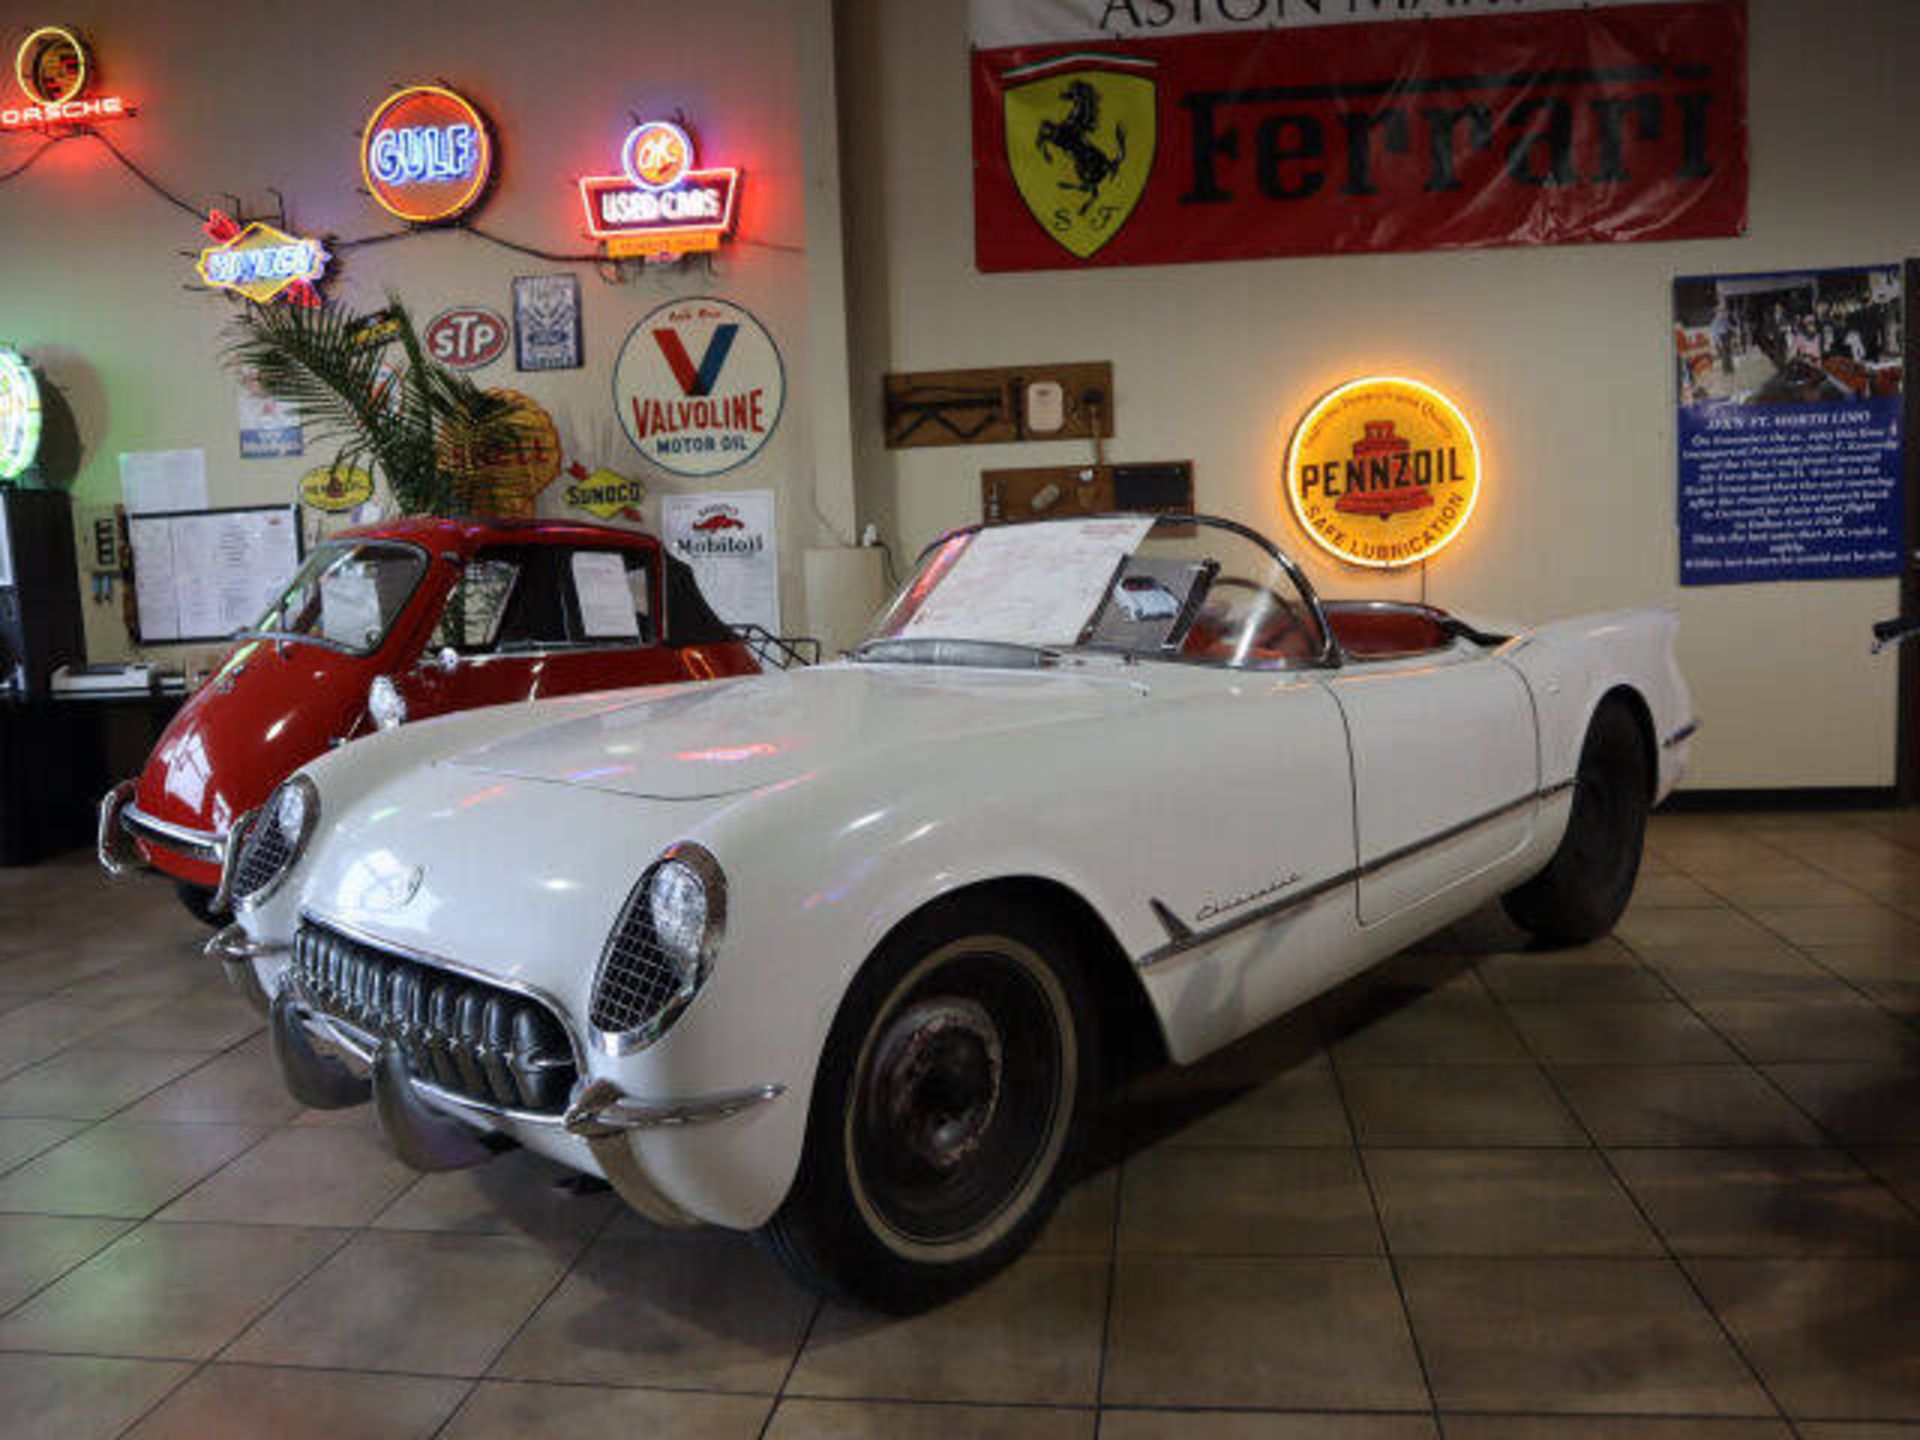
[2,25,132,131]
[196,211,329,308]
[579,119,740,259]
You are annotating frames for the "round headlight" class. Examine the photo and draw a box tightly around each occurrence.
[588,842,727,1052]
[647,859,710,969]
[274,778,309,842]
[229,774,319,909]
[367,675,407,732]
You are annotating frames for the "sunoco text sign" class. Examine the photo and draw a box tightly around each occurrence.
[1285,377,1482,570]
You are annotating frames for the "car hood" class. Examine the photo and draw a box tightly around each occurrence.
[444,662,1149,800]
[136,638,377,836]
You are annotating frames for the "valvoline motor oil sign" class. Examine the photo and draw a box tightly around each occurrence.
[613,297,784,478]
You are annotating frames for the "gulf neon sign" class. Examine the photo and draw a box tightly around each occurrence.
[362,85,492,224]
[196,211,329,308]
[2,25,132,131]
[579,120,740,259]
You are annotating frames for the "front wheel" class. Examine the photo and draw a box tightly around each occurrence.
[761,896,1095,1312]
[1502,698,1651,944]
[175,882,228,928]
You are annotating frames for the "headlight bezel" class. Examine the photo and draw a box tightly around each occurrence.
[589,841,727,1057]
[229,773,320,913]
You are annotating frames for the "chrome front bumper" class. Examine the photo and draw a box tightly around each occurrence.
[98,781,230,878]
[212,925,783,1224]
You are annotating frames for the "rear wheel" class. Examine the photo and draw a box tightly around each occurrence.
[175,882,227,928]
[761,896,1094,1312]
[1502,699,1650,944]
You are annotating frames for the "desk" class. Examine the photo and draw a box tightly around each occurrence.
[0,691,184,865]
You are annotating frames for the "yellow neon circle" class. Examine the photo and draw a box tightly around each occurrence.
[1283,375,1482,571]
[14,26,86,105]
[359,84,493,224]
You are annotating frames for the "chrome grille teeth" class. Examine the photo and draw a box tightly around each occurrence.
[290,923,576,1115]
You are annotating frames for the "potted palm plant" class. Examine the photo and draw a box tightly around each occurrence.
[227,298,542,518]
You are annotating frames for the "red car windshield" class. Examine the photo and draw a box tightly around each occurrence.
[247,540,428,655]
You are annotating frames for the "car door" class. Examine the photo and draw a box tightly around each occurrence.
[1327,648,1539,925]
[398,544,683,718]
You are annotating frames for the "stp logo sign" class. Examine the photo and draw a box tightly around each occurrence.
[613,297,784,477]
[424,306,507,370]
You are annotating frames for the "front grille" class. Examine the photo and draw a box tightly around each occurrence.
[231,818,293,900]
[588,888,686,1037]
[293,922,577,1114]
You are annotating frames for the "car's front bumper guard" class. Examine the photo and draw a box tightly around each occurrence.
[221,928,782,1222]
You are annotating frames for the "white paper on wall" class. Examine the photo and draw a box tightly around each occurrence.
[127,506,299,644]
[571,551,642,639]
[119,450,209,515]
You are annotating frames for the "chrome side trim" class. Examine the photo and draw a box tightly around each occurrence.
[205,924,285,1017]
[563,1076,786,1137]
[1662,720,1699,749]
[299,909,589,1077]
[1138,781,1568,969]
[97,782,142,876]
[204,925,288,964]
[121,804,225,865]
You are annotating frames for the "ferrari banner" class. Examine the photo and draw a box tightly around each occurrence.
[971,0,1747,271]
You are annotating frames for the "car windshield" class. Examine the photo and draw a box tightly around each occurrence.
[862,515,1327,670]
[247,540,427,655]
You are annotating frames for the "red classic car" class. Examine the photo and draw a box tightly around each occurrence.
[99,516,760,921]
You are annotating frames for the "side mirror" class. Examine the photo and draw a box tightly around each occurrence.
[435,646,460,674]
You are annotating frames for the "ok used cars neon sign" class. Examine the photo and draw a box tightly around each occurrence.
[579,119,741,259]
[2,25,132,131]
[362,84,493,224]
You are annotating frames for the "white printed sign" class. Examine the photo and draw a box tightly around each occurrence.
[899,516,1152,648]
[571,550,642,639]
[662,489,780,635]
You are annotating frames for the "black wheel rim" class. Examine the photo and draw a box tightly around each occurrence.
[847,939,1071,1259]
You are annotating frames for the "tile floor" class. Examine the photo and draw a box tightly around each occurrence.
[0,808,1916,1439]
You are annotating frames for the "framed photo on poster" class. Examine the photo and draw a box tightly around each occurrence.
[513,274,583,372]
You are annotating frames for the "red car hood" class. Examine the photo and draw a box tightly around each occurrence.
[135,638,377,838]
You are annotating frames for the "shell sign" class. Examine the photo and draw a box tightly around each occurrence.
[1284,377,1481,570]
[361,85,493,224]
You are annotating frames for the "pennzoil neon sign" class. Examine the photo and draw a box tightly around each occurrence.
[579,120,741,259]
[3,25,132,130]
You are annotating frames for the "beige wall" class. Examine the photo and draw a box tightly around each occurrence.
[0,0,852,670]
[838,0,1918,789]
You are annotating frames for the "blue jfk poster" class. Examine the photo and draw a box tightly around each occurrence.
[1673,265,1904,586]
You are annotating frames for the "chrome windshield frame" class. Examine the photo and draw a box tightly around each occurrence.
[889,512,1341,673]
[243,537,434,659]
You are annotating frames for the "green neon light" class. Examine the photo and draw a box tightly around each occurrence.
[0,347,42,480]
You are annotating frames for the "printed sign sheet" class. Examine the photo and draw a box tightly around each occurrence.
[662,490,780,636]
[971,0,1748,271]
[1674,265,1905,586]
[128,505,301,643]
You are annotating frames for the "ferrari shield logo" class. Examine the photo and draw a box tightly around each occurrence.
[1003,60,1156,260]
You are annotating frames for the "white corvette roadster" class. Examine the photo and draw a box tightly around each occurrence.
[217,513,1692,1308]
